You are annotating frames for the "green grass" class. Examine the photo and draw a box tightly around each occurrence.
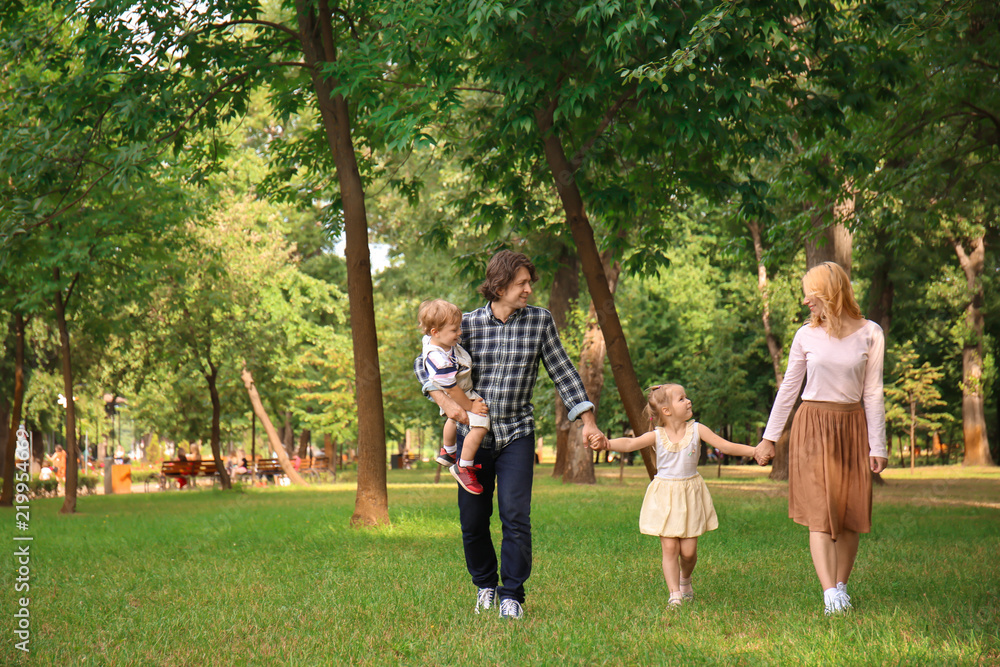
[2,464,998,666]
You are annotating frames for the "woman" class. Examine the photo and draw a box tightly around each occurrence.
[755,262,887,615]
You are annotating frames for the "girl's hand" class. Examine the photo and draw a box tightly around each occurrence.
[587,433,607,450]
[471,398,489,416]
[870,456,887,474]
[753,440,775,466]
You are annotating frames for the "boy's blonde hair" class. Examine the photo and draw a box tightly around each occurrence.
[418,299,462,335]
[643,383,685,428]
[802,262,862,337]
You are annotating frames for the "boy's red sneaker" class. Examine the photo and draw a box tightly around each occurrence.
[449,464,483,495]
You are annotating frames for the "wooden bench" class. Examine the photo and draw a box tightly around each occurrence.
[391,452,419,469]
[230,459,287,485]
[230,457,334,485]
[160,460,220,489]
[297,456,332,482]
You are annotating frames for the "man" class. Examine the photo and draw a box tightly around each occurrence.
[415,250,608,619]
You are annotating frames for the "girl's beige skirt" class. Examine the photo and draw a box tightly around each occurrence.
[639,474,719,538]
[789,400,872,540]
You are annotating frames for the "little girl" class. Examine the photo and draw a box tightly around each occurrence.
[590,384,756,607]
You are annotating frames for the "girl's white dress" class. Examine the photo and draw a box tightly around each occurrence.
[639,421,719,538]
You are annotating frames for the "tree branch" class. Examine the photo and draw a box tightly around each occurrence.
[188,19,300,41]
[156,70,255,147]
[961,100,1000,136]
[568,84,636,173]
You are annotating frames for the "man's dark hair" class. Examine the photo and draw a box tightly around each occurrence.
[478,250,539,302]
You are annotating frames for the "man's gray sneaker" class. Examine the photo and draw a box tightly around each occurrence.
[475,587,496,614]
[498,598,523,619]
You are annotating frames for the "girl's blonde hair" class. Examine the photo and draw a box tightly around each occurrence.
[643,383,684,428]
[802,262,862,337]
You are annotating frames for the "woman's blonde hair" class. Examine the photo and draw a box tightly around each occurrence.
[801,262,862,337]
[642,383,684,428]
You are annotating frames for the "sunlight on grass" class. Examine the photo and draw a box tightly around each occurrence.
[2,464,997,666]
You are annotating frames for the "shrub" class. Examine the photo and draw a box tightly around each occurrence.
[78,474,101,493]
[131,470,159,484]
[28,476,59,497]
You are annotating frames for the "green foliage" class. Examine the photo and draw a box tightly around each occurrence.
[4,0,1000,471]
[885,341,953,442]
[78,473,100,492]
[594,206,786,443]
[27,474,58,497]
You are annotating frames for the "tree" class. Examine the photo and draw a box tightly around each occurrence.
[885,342,951,470]
[847,1,999,464]
[954,236,994,465]
[562,250,621,485]
[0,314,26,506]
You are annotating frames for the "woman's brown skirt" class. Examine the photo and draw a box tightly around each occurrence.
[789,401,871,540]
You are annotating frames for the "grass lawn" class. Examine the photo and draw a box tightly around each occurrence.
[2,463,998,666]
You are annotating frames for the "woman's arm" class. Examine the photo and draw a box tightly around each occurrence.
[761,328,807,442]
[699,425,756,458]
[863,324,887,460]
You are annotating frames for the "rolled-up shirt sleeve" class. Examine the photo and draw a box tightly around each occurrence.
[540,316,593,420]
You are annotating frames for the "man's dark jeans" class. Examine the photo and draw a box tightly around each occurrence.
[456,431,534,604]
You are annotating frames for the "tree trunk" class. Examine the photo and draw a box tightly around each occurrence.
[402,429,413,462]
[909,397,916,471]
[748,218,796,482]
[0,404,7,484]
[54,274,79,514]
[549,246,579,478]
[205,361,232,490]
[954,236,994,465]
[804,212,853,274]
[748,220,784,385]
[867,229,895,335]
[299,429,310,458]
[324,433,336,482]
[1,313,25,507]
[295,0,389,524]
[283,410,294,455]
[240,365,306,484]
[535,103,655,479]
[564,252,621,485]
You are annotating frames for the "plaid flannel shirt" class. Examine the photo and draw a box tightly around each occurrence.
[415,303,594,450]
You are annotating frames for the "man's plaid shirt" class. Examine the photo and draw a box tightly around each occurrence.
[416,303,594,450]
